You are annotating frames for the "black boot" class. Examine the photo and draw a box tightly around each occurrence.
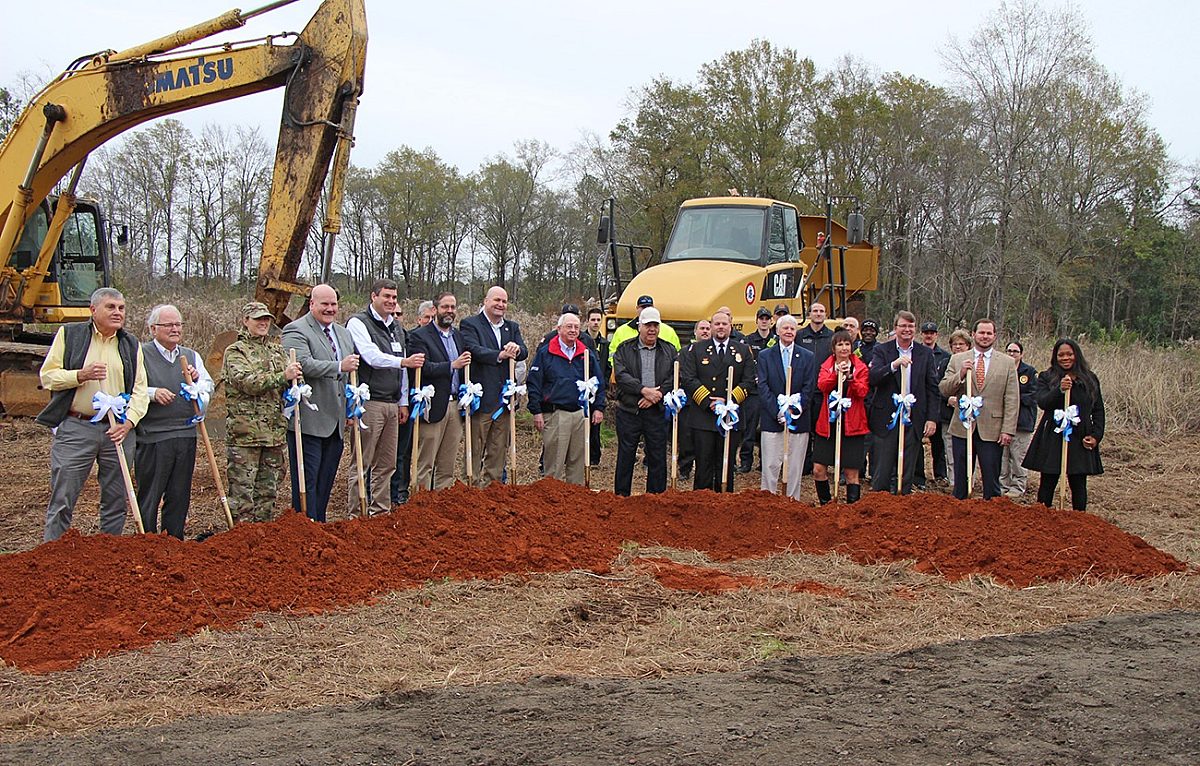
[846,484,861,504]
[815,479,832,505]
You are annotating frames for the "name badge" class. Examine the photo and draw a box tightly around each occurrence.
[391,341,405,353]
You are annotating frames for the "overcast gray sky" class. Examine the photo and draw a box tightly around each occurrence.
[3,0,1197,173]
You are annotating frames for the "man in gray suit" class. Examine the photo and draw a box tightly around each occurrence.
[283,284,360,522]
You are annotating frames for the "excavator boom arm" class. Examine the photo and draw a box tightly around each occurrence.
[0,0,367,320]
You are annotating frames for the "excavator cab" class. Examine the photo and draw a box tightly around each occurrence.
[10,198,109,320]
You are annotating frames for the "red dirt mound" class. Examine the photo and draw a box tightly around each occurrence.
[0,480,1187,673]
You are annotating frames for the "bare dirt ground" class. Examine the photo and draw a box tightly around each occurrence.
[0,415,1198,764]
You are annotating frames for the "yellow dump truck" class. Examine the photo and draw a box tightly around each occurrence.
[601,196,879,342]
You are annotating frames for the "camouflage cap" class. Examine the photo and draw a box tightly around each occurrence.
[242,301,273,320]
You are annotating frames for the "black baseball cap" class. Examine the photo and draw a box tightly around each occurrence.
[920,321,938,332]
[636,295,654,308]
[561,303,581,316]
[756,307,772,319]
[862,319,879,330]
[773,303,789,316]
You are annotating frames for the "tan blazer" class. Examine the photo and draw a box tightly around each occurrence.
[939,349,1019,442]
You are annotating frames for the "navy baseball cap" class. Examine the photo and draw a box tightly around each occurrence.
[561,303,581,316]
[920,321,938,332]
[636,295,654,308]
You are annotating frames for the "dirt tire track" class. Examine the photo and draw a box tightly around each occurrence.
[5,610,1197,765]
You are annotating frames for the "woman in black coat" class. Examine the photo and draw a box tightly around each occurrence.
[1022,339,1105,510]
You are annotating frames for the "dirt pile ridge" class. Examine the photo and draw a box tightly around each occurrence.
[0,480,1187,673]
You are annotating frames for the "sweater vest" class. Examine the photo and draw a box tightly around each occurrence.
[136,343,198,443]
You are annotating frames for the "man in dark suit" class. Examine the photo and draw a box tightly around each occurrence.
[867,310,940,495]
[915,321,952,489]
[282,284,360,522]
[585,306,611,466]
[460,286,528,486]
[757,314,817,500]
[680,310,756,492]
[408,292,472,490]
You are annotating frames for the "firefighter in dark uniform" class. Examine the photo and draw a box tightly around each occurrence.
[679,310,756,492]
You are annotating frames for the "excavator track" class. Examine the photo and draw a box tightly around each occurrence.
[0,339,51,417]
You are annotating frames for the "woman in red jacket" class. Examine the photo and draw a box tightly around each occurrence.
[813,329,871,504]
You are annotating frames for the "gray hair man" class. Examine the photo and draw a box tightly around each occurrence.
[36,287,149,541]
[134,304,214,538]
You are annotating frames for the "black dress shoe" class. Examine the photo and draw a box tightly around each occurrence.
[736,464,753,474]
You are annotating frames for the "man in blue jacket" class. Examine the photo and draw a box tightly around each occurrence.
[527,312,605,485]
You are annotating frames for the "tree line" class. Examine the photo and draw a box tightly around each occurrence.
[6,1,1198,340]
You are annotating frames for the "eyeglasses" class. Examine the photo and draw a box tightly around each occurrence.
[154,322,183,329]
[1006,348,1021,354]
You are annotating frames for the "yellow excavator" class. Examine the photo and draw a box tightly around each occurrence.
[0,0,366,414]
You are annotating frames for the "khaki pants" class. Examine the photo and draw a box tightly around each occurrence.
[543,409,587,485]
[760,430,809,501]
[469,409,510,487]
[348,399,399,515]
[417,408,462,490]
[1001,429,1034,496]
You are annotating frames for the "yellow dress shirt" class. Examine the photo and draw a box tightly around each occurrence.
[40,324,149,425]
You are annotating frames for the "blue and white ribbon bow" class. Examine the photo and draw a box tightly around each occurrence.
[91,391,130,424]
[492,379,527,420]
[663,388,688,420]
[888,392,916,431]
[180,378,214,425]
[458,381,483,416]
[827,390,852,423]
[409,384,436,420]
[345,382,370,426]
[714,400,740,434]
[577,376,600,410]
[1053,404,1080,441]
[777,392,804,431]
[282,383,318,419]
[957,394,983,427]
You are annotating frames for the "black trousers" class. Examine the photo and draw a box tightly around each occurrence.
[590,419,603,466]
[915,421,947,482]
[391,415,413,502]
[287,429,344,523]
[135,435,197,539]
[1036,473,1089,511]
[614,407,668,496]
[678,422,695,475]
[693,428,742,492]
[952,434,1003,500]
[737,394,761,468]
[870,425,921,495]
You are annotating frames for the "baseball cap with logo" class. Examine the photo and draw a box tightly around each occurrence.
[862,319,880,330]
[920,321,938,333]
[561,303,581,316]
[636,295,654,308]
[242,301,273,320]
[639,307,662,324]
[756,307,772,319]
[773,303,789,316]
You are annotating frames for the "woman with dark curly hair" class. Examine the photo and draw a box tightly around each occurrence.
[1022,338,1105,510]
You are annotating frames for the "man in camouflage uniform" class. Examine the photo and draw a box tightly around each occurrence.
[222,301,302,522]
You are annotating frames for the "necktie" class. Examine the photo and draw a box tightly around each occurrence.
[974,352,986,390]
[323,325,338,360]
